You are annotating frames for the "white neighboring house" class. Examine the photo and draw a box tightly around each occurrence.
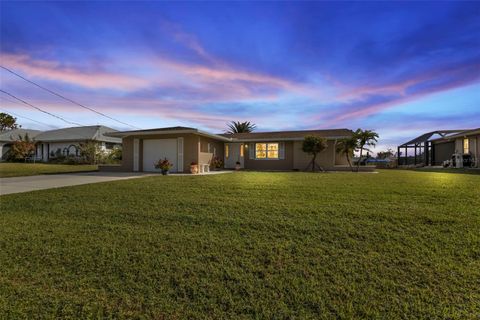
[0,128,42,160]
[34,125,122,162]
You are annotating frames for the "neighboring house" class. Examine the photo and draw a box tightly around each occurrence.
[34,125,122,161]
[398,128,480,168]
[430,128,480,168]
[106,126,353,173]
[0,128,42,160]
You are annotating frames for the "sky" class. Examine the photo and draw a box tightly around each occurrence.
[0,1,479,152]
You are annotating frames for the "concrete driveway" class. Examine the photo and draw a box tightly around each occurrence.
[0,172,153,195]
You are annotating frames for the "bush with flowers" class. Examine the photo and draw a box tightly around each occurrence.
[154,158,173,174]
[190,161,198,174]
[212,156,223,169]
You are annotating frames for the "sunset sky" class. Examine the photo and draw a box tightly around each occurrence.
[1,2,479,151]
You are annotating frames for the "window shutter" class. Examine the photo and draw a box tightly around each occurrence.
[249,143,255,159]
[177,137,184,172]
[133,139,139,172]
[279,142,285,159]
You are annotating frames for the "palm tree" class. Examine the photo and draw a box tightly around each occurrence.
[226,121,257,134]
[354,129,379,172]
[336,137,358,172]
[302,136,328,172]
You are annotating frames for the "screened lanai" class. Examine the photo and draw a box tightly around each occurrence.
[397,130,466,166]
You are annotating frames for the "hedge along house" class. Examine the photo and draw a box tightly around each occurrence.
[34,125,122,162]
[106,126,353,173]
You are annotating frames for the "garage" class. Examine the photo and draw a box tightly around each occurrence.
[142,139,181,172]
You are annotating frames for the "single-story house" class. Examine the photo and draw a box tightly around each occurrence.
[398,128,479,168]
[430,128,480,168]
[0,128,42,160]
[34,125,122,161]
[106,126,353,173]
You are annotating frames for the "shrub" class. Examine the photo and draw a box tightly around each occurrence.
[155,158,173,171]
[212,156,223,168]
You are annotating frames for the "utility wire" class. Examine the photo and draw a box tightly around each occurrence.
[0,89,85,126]
[0,106,54,128]
[1,65,142,129]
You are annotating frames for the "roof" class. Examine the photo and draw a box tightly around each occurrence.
[0,129,42,142]
[221,128,353,141]
[398,129,470,146]
[432,128,480,141]
[106,126,232,141]
[35,125,122,143]
[106,127,353,142]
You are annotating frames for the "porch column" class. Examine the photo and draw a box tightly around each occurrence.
[414,144,417,165]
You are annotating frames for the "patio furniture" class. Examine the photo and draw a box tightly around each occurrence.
[199,163,210,173]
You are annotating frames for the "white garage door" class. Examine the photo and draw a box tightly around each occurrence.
[143,139,178,172]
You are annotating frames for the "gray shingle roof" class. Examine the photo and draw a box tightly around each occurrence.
[107,127,353,142]
[220,128,353,141]
[0,129,42,142]
[35,125,121,143]
[113,126,196,134]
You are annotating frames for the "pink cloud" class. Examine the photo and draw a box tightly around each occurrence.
[322,61,480,125]
[1,53,150,91]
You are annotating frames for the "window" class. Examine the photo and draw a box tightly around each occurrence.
[225,144,229,158]
[255,143,279,159]
[106,142,115,150]
[240,144,244,157]
[463,138,469,154]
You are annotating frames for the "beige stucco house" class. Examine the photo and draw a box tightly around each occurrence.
[398,128,479,168]
[431,128,480,168]
[107,126,353,173]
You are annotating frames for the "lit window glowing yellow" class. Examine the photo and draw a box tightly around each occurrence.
[225,144,229,158]
[240,144,244,157]
[255,143,278,159]
[463,138,469,154]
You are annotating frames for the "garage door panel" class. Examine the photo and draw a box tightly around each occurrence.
[143,139,178,172]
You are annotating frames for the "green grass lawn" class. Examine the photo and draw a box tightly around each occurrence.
[1,171,479,319]
[0,163,98,178]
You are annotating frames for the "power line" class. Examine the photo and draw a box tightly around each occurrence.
[1,65,142,129]
[0,89,85,126]
[0,106,54,128]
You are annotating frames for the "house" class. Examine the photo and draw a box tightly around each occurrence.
[106,126,353,173]
[430,128,479,168]
[34,125,122,161]
[0,128,42,160]
[397,128,479,168]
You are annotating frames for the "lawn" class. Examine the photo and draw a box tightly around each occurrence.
[0,170,479,319]
[0,163,98,178]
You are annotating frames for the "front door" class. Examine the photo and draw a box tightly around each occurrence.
[224,143,244,169]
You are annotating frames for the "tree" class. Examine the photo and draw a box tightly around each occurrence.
[10,133,36,162]
[354,129,379,172]
[78,141,105,164]
[336,137,358,172]
[226,121,256,134]
[108,146,122,162]
[0,112,20,132]
[376,149,394,159]
[302,135,328,172]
